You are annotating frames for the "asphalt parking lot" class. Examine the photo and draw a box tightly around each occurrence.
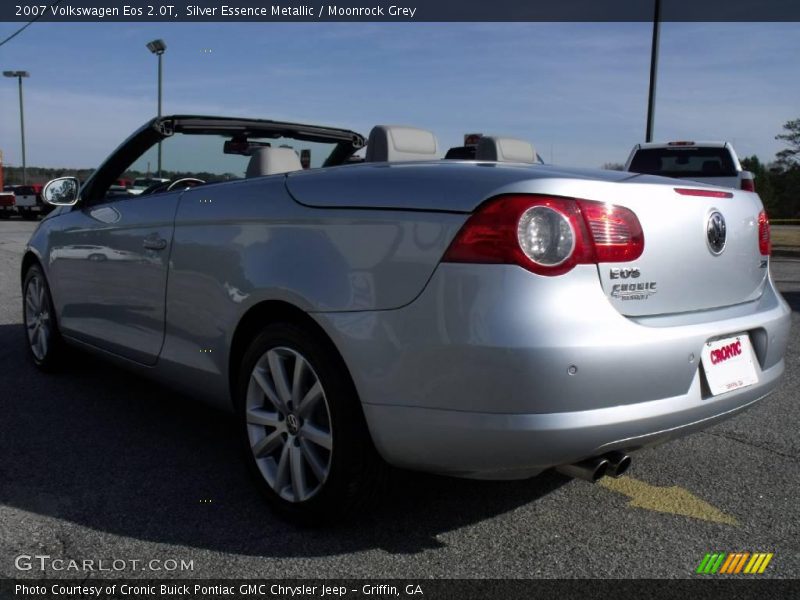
[0,219,798,580]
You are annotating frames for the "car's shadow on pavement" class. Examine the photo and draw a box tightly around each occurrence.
[0,323,569,557]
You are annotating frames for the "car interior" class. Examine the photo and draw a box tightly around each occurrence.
[241,126,542,176]
[361,125,540,164]
[97,119,542,203]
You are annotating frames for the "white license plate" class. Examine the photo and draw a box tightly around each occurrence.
[701,334,759,396]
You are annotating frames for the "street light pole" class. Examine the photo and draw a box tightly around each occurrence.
[146,39,167,177]
[157,50,163,176]
[3,70,30,184]
[645,0,661,143]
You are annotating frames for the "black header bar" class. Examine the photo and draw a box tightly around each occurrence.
[1,0,799,22]
[2,579,800,600]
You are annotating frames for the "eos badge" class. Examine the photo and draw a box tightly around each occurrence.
[610,268,640,279]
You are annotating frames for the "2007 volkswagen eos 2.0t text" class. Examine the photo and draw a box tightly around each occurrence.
[23,116,791,522]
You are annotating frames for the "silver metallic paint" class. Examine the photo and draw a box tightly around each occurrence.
[41,190,182,364]
[24,159,792,478]
[314,263,789,415]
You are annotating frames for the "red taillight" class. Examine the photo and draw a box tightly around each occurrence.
[758,211,771,256]
[741,178,755,192]
[577,200,644,263]
[442,194,644,276]
[440,195,591,276]
[674,187,733,199]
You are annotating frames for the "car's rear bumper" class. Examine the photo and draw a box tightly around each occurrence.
[361,358,782,478]
[314,263,792,477]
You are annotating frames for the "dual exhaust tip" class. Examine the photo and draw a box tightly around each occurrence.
[556,451,631,483]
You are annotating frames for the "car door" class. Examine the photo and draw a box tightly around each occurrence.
[48,190,183,365]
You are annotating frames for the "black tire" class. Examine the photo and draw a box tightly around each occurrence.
[22,263,64,371]
[237,321,386,525]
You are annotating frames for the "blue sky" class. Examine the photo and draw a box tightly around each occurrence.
[0,22,798,169]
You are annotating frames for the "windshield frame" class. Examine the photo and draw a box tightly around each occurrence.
[78,115,365,205]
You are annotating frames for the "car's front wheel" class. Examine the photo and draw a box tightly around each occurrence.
[22,264,63,370]
[237,322,385,524]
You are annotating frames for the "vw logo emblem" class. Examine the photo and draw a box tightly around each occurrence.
[706,211,727,255]
[286,413,300,434]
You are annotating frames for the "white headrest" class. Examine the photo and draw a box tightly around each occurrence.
[366,125,439,162]
[476,136,537,163]
[246,147,303,177]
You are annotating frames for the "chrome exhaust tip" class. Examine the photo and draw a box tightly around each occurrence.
[556,457,609,483]
[604,451,631,478]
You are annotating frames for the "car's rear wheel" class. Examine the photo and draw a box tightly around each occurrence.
[237,322,385,524]
[23,264,63,370]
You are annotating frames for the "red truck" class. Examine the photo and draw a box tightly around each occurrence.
[0,188,14,218]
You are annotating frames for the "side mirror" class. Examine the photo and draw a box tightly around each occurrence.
[43,177,80,206]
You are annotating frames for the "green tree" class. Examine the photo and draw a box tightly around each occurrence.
[741,155,777,214]
[770,167,800,218]
[775,118,800,169]
[770,118,800,217]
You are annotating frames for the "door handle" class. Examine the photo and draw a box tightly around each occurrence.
[142,237,168,250]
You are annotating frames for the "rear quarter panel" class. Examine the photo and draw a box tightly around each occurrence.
[157,175,466,406]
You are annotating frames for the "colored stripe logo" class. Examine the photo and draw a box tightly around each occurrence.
[696,552,773,574]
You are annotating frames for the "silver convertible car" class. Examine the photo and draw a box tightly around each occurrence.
[25,116,791,522]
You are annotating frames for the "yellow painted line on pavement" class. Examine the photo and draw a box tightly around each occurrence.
[598,476,739,526]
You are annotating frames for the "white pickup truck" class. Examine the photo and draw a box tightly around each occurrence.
[624,141,755,191]
[5,184,52,219]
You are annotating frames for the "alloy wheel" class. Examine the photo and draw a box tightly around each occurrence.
[245,347,333,502]
[24,274,51,361]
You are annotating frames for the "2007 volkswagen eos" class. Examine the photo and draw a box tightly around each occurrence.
[24,116,791,522]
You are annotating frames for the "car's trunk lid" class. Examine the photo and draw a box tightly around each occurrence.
[288,163,767,317]
[681,175,741,189]
[589,181,767,317]
[285,161,636,212]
